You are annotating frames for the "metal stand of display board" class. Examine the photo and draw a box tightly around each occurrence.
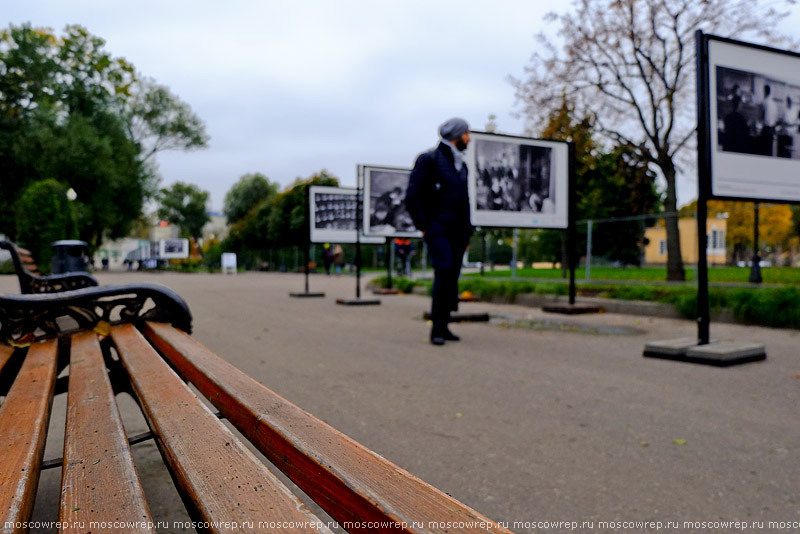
[290,190,325,298]
[373,242,400,295]
[541,143,601,315]
[644,31,765,366]
[337,167,380,306]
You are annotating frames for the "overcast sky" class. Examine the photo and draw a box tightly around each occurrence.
[5,1,799,212]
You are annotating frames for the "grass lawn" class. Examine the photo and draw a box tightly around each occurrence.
[467,266,800,285]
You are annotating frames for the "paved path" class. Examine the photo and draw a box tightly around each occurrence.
[4,272,798,533]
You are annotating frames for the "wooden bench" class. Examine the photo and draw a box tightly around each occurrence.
[0,284,514,533]
[0,240,98,294]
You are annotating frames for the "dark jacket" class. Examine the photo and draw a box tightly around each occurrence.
[405,142,473,268]
[405,142,472,237]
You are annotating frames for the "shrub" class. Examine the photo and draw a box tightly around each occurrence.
[373,274,800,329]
[0,260,15,275]
[729,287,800,329]
[162,258,205,272]
[204,240,224,269]
[16,180,78,274]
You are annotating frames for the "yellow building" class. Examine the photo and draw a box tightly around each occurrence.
[644,217,727,265]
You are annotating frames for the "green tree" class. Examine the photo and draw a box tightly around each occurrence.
[124,77,209,163]
[157,182,210,241]
[267,171,339,248]
[512,0,795,279]
[585,147,660,265]
[56,112,150,249]
[15,179,78,273]
[223,173,279,224]
[220,171,339,270]
[0,24,207,249]
[225,198,275,261]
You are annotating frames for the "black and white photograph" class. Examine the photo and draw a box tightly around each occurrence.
[466,132,569,229]
[707,36,800,203]
[158,239,189,259]
[308,186,385,244]
[716,66,800,159]
[362,166,421,237]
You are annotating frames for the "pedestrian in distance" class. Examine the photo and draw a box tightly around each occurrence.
[322,243,334,275]
[405,118,474,346]
[332,243,345,275]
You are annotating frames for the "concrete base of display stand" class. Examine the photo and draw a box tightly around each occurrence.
[542,303,603,315]
[643,337,766,367]
[373,288,401,295]
[423,312,490,323]
[336,298,381,306]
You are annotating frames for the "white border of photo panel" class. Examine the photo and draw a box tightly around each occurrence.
[466,132,570,229]
[158,239,189,259]
[361,165,422,238]
[308,186,385,244]
[708,36,800,203]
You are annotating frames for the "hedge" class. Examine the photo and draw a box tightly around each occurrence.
[372,276,800,329]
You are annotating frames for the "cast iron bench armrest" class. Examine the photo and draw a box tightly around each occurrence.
[0,283,192,345]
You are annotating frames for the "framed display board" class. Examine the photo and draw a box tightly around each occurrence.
[308,186,385,244]
[465,132,570,228]
[700,33,800,203]
[158,239,189,259]
[361,165,421,238]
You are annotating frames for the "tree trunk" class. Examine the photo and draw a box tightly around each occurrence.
[660,159,686,281]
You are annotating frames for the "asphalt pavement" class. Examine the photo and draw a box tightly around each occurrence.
[3,271,798,534]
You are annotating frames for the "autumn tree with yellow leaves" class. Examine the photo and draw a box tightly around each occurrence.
[682,201,798,265]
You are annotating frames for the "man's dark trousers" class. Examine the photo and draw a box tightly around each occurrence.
[426,228,468,336]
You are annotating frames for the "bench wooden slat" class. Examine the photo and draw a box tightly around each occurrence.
[143,321,512,534]
[109,324,332,534]
[0,345,13,375]
[0,340,59,529]
[59,331,155,533]
[21,257,40,274]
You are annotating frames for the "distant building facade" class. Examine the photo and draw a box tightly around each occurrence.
[202,211,229,243]
[94,211,228,269]
[644,217,728,265]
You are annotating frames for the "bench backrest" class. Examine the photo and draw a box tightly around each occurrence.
[0,239,39,274]
[0,239,98,293]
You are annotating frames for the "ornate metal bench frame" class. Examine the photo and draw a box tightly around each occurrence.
[0,239,98,293]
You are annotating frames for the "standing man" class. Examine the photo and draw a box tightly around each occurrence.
[405,118,474,345]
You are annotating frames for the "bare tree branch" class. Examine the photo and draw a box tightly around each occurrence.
[511,0,797,280]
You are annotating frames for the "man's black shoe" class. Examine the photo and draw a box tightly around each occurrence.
[443,330,460,341]
[430,335,446,346]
